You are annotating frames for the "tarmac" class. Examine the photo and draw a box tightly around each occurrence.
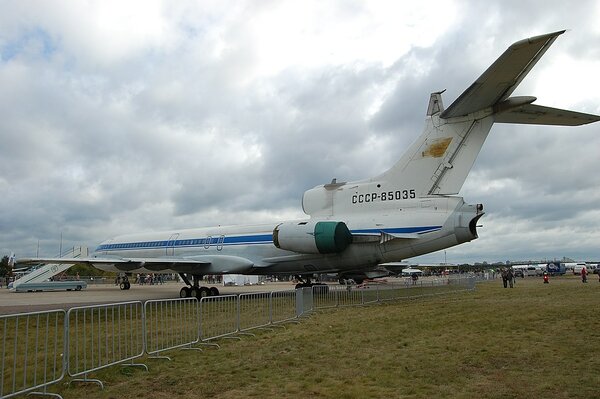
[0,281,299,315]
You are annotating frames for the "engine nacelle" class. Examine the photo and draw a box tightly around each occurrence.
[273,221,353,254]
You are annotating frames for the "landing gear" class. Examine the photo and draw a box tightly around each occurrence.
[118,274,131,290]
[178,273,220,299]
[294,274,328,290]
[190,286,211,298]
[179,286,191,298]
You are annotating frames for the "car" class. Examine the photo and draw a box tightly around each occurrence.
[513,269,524,278]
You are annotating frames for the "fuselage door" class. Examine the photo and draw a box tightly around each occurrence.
[102,239,113,256]
[166,233,179,256]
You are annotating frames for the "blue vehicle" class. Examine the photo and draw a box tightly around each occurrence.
[546,262,566,276]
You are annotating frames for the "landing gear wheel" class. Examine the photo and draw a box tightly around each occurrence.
[180,287,191,298]
[124,282,131,290]
[198,286,211,298]
[120,282,127,290]
[209,286,220,296]
[189,287,200,298]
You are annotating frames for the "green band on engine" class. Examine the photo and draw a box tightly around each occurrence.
[314,221,353,254]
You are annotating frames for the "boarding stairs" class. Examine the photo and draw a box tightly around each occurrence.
[10,246,88,290]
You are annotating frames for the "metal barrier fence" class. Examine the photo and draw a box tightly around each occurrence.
[238,292,271,332]
[310,276,476,309]
[200,295,238,341]
[144,298,200,359]
[0,276,475,398]
[66,302,146,388]
[0,310,66,399]
[270,290,297,324]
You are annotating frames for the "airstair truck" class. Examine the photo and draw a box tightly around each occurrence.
[11,247,88,292]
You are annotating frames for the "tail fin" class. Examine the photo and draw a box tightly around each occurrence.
[302,31,600,217]
[373,30,600,196]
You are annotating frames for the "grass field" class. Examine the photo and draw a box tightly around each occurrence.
[56,276,599,398]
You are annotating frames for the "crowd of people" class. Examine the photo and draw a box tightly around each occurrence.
[499,265,598,287]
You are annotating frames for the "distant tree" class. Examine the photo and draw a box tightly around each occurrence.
[0,255,11,277]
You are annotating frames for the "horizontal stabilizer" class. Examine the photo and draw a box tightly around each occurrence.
[441,30,565,118]
[494,104,600,125]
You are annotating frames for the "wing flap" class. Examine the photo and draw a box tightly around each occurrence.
[494,104,600,125]
[441,30,565,118]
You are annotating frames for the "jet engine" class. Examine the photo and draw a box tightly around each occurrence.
[273,221,353,254]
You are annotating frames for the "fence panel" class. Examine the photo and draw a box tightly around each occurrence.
[238,293,271,332]
[67,301,145,381]
[448,276,475,291]
[144,298,199,357]
[295,287,313,317]
[377,283,401,302]
[312,285,337,310]
[336,285,364,307]
[200,295,238,341]
[0,310,66,399]
[361,285,380,305]
[270,290,297,324]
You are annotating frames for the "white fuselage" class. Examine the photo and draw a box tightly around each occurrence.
[92,196,482,276]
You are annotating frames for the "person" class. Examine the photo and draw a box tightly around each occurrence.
[501,268,508,288]
[543,272,549,284]
[501,268,514,288]
[411,273,418,285]
[581,266,587,283]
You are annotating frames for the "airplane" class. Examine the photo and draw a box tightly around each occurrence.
[17,30,600,299]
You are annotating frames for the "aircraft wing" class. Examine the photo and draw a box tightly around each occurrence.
[441,30,565,118]
[16,254,254,274]
[494,104,600,125]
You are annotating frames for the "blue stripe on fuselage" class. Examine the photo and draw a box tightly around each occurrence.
[96,234,274,252]
[95,226,442,252]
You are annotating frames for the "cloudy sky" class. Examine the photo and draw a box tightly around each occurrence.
[1,0,599,264]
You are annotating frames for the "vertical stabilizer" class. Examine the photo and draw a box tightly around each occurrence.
[371,108,494,196]
[302,30,600,217]
[366,30,596,196]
